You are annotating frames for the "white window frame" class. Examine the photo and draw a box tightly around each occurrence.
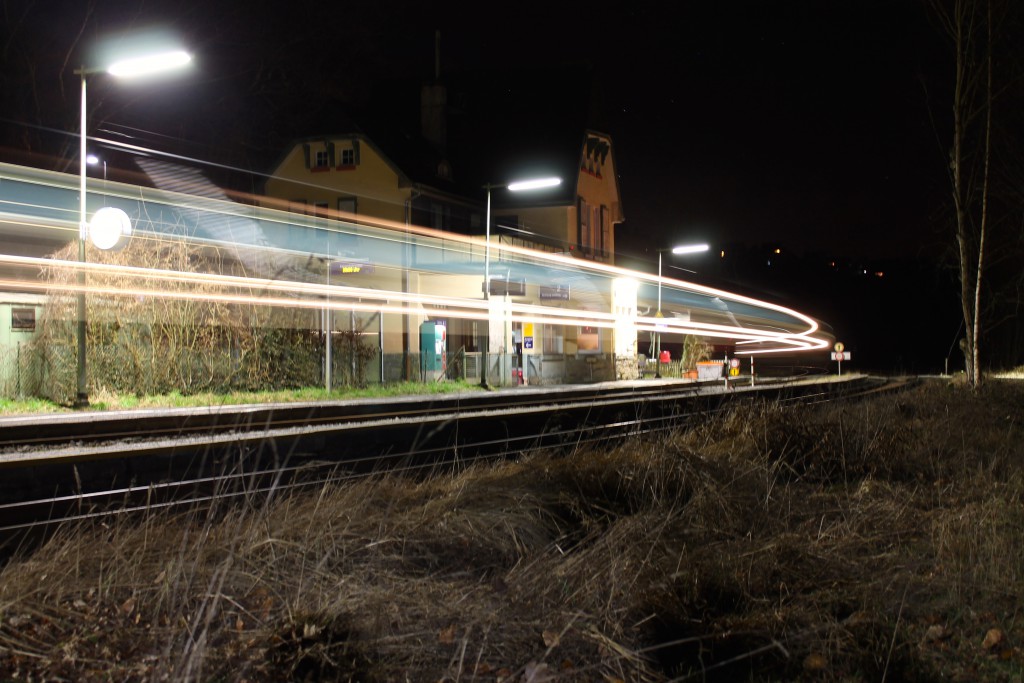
[543,324,564,354]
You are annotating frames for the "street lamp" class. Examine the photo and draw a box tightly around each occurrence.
[480,176,561,388]
[74,48,191,407]
[86,154,107,181]
[655,243,709,378]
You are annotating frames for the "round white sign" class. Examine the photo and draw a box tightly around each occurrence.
[89,207,133,251]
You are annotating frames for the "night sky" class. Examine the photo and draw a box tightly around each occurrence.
[2,1,950,255]
[2,0,1015,371]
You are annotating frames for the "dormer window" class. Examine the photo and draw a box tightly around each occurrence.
[304,141,335,172]
[334,140,360,170]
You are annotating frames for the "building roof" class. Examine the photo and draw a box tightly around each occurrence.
[270,61,612,211]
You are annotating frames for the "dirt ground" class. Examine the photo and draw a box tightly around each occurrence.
[1,378,1022,681]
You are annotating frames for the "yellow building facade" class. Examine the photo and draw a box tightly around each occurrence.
[262,129,628,384]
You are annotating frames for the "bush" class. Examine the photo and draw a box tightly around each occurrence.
[33,235,379,402]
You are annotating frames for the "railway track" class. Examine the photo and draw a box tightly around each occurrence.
[0,374,912,551]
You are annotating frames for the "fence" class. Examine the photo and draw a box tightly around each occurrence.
[0,342,44,399]
[0,332,641,402]
[19,322,386,403]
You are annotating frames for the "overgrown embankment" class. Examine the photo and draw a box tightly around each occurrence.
[0,380,1022,681]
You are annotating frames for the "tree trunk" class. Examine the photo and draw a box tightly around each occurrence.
[942,0,992,389]
[971,0,993,388]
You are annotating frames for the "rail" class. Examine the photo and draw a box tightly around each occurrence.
[0,375,913,554]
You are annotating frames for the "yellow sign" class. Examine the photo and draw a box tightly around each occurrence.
[524,323,534,337]
[834,342,845,353]
[729,367,740,377]
[331,260,375,275]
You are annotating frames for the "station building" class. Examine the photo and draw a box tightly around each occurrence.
[0,65,640,396]
[260,68,629,385]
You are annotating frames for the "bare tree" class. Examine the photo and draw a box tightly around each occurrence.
[928,0,997,387]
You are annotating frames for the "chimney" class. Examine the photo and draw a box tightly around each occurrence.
[421,30,446,153]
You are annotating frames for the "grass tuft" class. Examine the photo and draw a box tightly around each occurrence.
[1,379,1023,680]
[0,379,485,415]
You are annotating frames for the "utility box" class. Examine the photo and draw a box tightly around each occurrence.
[419,322,447,381]
[696,361,723,381]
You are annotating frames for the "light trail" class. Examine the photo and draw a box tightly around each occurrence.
[0,250,829,351]
[0,161,833,354]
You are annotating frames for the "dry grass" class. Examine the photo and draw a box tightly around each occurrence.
[1,379,1022,681]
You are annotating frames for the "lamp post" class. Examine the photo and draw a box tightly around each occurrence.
[480,176,561,388]
[325,261,333,392]
[654,243,709,378]
[73,49,191,407]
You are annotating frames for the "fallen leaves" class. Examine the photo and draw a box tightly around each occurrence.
[522,660,553,682]
[802,652,828,672]
[437,624,456,645]
[922,623,950,645]
[982,627,1005,651]
[541,629,560,648]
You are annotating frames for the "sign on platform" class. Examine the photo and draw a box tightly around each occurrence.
[539,284,570,300]
[331,259,374,275]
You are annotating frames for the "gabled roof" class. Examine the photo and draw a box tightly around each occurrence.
[263,131,415,190]
[268,61,613,211]
[442,62,606,208]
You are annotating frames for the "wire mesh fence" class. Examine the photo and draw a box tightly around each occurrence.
[0,341,44,400]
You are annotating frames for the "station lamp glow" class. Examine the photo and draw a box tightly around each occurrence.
[73,45,192,407]
[106,50,192,78]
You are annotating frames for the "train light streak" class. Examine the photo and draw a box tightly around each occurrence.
[0,245,830,354]
[0,163,835,358]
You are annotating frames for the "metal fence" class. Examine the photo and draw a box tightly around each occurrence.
[0,342,44,399]
[0,337,638,402]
